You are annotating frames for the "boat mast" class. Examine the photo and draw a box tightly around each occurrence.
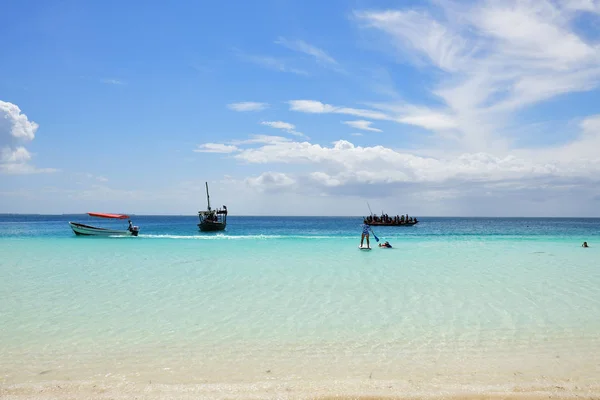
[205,182,211,211]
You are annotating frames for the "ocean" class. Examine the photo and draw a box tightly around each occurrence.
[1,215,599,398]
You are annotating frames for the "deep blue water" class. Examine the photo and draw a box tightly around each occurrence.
[0,214,599,239]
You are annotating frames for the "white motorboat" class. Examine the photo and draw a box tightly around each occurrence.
[69,212,139,237]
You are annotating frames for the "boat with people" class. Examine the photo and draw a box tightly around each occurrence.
[198,182,227,232]
[364,213,419,226]
[69,212,140,236]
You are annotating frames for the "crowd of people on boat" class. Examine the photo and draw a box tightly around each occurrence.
[364,213,418,225]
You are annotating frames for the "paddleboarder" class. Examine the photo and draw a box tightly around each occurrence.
[360,222,372,249]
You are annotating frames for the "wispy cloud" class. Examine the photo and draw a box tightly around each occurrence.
[194,143,239,153]
[354,1,600,151]
[230,135,291,145]
[288,100,456,130]
[227,102,269,112]
[342,120,382,132]
[102,79,125,85]
[261,120,309,138]
[275,37,338,65]
[235,49,308,76]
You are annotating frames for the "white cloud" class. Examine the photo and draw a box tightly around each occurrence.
[230,135,292,145]
[229,131,600,192]
[342,120,382,132]
[261,121,295,131]
[227,102,269,112]
[245,171,296,192]
[275,37,338,65]
[1,146,31,163]
[288,99,456,131]
[397,113,458,131]
[194,143,239,153]
[0,101,38,142]
[354,1,600,151]
[355,9,469,72]
[0,100,54,174]
[289,100,387,119]
[260,120,308,138]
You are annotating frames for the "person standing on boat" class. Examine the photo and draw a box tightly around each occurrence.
[128,220,133,232]
[360,222,372,248]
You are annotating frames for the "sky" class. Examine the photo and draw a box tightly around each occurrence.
[1,0,600,216]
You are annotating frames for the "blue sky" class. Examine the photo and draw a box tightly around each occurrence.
[2,0,600,216]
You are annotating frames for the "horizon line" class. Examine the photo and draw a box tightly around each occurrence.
[1,213,600,219]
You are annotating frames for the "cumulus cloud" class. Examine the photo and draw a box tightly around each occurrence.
[0,101,38,142]
[245,171,296,192]
[0,100,54,174]
[227,102,269,112]
[210,120,600,198]
[1,146,32,164]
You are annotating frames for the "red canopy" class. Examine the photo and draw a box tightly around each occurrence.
[88,212,130,220]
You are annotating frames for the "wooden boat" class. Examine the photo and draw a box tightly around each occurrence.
[69,212,139,236]
[366,220,419,226]
[364,214,419,226]
[198,182,227,232]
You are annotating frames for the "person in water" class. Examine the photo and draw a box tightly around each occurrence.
[360,223,371,248]
[582,241,589,248]
[379,241,392,248]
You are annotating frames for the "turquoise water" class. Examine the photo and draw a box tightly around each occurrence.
[1,215,600,393]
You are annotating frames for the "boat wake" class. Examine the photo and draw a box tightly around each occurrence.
[137,234,356,240]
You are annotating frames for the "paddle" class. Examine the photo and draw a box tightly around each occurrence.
[370,226,380,242]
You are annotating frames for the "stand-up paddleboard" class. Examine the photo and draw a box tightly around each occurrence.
[359,246,372,250]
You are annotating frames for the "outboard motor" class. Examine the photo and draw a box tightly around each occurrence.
[131,226,140,236]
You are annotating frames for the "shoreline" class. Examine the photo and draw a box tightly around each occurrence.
[3,379,600,400]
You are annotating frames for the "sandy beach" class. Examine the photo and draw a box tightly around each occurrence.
[3,379,600,400]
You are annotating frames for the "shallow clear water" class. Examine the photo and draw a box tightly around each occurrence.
[1,215,599,392]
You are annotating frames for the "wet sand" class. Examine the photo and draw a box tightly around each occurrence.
[2,379,600,400]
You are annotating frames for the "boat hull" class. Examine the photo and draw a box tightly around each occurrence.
[367,221,419,226]
[69,222,139,236]
[198,221,226,232]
